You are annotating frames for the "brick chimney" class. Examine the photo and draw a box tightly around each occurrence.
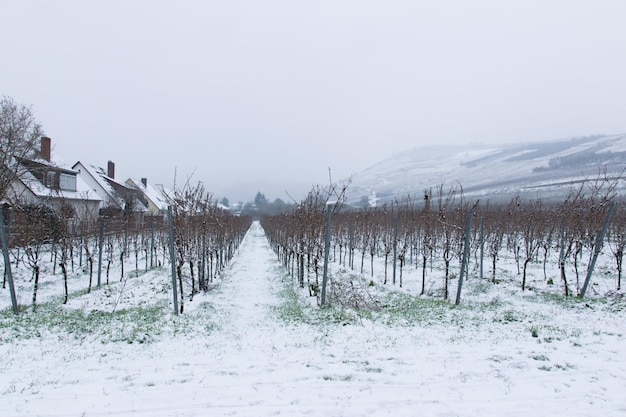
[141,178,147,187]
[107,161,115,179]
[40,137,51,161]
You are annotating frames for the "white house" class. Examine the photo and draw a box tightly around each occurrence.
[4,137,101,221]
[125,177,168,217]
[72,160,146,218]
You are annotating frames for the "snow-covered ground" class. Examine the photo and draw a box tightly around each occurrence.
[1,221,626,416]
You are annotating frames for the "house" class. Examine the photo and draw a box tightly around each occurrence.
[125,177,168,217]
[72,160,146,218]
[4,137,102,221]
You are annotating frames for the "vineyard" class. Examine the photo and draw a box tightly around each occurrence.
[263,177,625,311]
[3,3,626,411]
[2,175,626,316]
[1,184,251,314]
[1,180,626,417]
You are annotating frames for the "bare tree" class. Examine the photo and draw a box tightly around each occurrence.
[12,204,60,310]
[0,96,45,202]
[519,198,544,291]
[436,183,461,300]
[420,189,435,295]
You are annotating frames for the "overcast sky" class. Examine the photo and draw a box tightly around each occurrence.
[2,0,626,201]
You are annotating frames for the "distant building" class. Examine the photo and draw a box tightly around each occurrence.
[73,160,146,218]
[4,137,101,221]
[229,201,243,216]
[125,177,168,217]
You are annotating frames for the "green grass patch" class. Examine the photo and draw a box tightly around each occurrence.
[0,301,168,344]
[272,284,309,324]
[272,274,363,326]
[375,291,452,326]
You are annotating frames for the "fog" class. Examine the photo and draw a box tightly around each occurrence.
[2,0,625,202]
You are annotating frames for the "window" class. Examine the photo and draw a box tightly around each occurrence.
[59,173,77,191]
[44,171,57,189]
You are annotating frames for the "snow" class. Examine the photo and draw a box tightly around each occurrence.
[1,221,626,416]
[348,134,626,204]
[13,160,101,203]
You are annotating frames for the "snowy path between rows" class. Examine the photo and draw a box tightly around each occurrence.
[1,221,626,416]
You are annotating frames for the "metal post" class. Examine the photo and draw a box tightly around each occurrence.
[479,216,484,280]
[0,211,19,314]
[455,206,475,305]
[321,203,333,306]
[79,222,83,268]
[348,221,354,270]
[167,206,179,314]
[150,219,155,269]
[299,240,305,287]
[393,208,398,285]
[201,221,207,288]
[580,201,615,298]
[97,217,104,288]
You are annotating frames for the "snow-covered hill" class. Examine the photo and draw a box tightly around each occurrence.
[347,134,626,205]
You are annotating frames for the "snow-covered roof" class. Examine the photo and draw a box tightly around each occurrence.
[73,162,135,210]
[14,158,102,202]
[126,178,168,211]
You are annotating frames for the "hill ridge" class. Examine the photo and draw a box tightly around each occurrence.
[346,134,626,204]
